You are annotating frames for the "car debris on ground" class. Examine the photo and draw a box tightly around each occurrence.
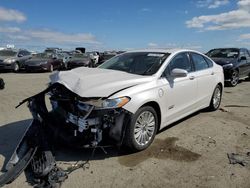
[227,152,250,167]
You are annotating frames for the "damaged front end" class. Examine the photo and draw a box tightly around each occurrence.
[0,83,131,187]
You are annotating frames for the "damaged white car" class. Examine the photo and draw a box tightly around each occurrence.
[0,49,224,186]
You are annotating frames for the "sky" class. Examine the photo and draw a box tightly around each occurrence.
[0,0,250,52]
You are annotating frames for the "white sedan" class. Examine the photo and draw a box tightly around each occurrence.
[47,49,224,150]
[12,49,224,155]
[2,49,224,188]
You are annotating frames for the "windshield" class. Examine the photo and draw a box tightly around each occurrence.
[0,50,17,56]
[33,53,52,58]
[99,52,169,75]
[207,49,239,58]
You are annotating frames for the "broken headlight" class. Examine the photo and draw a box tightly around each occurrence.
[85,96,130,109]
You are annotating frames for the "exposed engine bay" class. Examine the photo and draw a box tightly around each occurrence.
[0,83,131,187]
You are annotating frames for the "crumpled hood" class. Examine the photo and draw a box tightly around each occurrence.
[211,57,237,66]
[50,67,154,98]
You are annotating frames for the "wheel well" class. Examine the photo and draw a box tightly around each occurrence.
[141,101,161,132]
[217,82,223,92]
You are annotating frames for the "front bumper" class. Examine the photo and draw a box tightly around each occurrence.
[0,62,14,70]
[25,64,48,71]
[67,62,88,69]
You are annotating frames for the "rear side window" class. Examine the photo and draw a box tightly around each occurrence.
[204,57,213,67]
[191,53,209,71]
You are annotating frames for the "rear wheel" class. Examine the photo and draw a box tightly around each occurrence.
[228,70,239,87]
[124,106,158,151]
[208,84,222,111]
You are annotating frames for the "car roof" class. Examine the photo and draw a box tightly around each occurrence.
[126,48,201,54]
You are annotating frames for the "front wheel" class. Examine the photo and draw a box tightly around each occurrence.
[124,106,158,151]
[208,84,222,111]
[13,62,20,72]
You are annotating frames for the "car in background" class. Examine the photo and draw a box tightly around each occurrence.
[24,52,64,72]
[86,51,100,65]
[0,48,31,72]
[206,48,250,87]
[75,47,86,53]
[44,47,62,55]
[66,53,94,69]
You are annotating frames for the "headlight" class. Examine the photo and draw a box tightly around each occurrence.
[85,96,130,109]
[222,63,233,68]
[3,59,15,64]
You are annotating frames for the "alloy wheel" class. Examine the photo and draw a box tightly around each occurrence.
[212,86,221,109]
[230,70,239,86]
[134,111,156,146]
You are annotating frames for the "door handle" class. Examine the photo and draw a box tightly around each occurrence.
[189,76,195,80]
[211,72,215,75]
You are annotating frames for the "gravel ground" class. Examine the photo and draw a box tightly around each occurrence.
[0,72,249,188]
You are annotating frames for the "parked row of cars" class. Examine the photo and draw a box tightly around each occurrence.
[1,46,250,87]
[0,47,118,72]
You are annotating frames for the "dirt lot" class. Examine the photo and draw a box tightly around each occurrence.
[0,72,249,188]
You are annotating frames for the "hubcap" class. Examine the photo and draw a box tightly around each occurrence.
[134,111,155,146]
[213,87,221,109]
[14,63,19,71]
[231,71,239,86]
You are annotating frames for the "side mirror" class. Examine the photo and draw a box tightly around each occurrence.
[18,54,23,57]
[240,56,247,61]
[171,68,188,78]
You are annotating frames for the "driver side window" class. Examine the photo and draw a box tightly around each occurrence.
[164,53,192,76]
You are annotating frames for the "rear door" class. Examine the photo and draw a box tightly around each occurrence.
[190,52,216,107]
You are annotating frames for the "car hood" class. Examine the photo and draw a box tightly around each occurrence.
[211,57,237,66]
[50,67,154,98]
[0,56,15,61]
[25,59,49,65]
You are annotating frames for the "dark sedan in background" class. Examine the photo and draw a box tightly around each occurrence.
[24,53,64,72]
[0,49,31,72]
[207,48,250,86]
[66,53,93,69]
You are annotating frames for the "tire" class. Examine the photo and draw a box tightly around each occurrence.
[208,84,222,111]
[124,106,158,151]
[13,62,20,72]
[49,64,54,72]
[227,69,239,87]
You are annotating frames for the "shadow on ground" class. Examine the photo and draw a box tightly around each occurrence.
[0,110,203,173]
